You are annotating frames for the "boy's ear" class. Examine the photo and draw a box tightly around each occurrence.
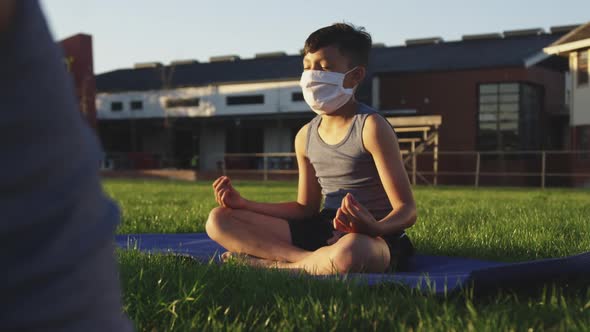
[345,66,366,88]
[354,66,367,83]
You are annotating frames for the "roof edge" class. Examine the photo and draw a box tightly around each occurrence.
[545,22,590,49]
[544,39,590,55]
[97,77,302,94]
[524,51,551,67]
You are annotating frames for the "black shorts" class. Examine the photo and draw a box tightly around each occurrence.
[287,209,415,272]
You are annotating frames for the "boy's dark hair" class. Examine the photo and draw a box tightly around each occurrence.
[303,23,372,67]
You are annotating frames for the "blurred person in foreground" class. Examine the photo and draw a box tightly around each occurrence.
[0,0,132,330]
[206,23,417,275]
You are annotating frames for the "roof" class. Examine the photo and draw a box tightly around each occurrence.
[96,33,566,93]
[371,34,563,74]
[96,55,304,93]
[544,22,590,55]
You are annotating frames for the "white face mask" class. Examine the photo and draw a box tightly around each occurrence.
[299,67,358,115]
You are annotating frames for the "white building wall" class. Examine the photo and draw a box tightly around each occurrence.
[571,50,590,126]
[96,90,165,119]
[96,80,309,120]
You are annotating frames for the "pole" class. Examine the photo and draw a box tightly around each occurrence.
[219,153,226,177]
[433,127,439,186]
[411,141,416,185]
[475,152,481,188]
[263,156,268,181]
[541,151,546,189]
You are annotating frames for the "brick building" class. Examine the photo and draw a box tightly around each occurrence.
[95,25,587,185]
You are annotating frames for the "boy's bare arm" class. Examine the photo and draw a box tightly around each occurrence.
[362,114,417,235]
[0,0,16,35]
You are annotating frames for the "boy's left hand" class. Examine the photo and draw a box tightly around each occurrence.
[333,193,380,237]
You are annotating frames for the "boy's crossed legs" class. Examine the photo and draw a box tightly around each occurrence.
[205,207,390,275]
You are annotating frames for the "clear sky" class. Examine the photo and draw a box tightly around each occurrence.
[40,0,589,74]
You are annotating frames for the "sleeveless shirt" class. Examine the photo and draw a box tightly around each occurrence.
[306,103,393,220]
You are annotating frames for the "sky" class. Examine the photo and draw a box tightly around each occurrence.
[40,0,589,74]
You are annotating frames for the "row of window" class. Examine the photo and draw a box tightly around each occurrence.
[109,92,305,112]
[111,100,143,111]
[477,82,541,151]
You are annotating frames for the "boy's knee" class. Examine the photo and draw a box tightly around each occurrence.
[329,234,387,273]
[329,234,363,273]
[205,207,233,238]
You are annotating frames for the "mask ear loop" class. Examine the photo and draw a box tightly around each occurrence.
[341,66,359,94]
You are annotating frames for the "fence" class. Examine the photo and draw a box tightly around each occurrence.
[413,150,590,188]
[213,150,590,188]
[217,153,298,181]
[101,152,195,170]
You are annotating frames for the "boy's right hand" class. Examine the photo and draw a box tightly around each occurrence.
[212,176,246,209]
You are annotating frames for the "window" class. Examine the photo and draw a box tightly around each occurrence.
[477,82,542,150]
[578,50,588,87]
[519,84,542,149]
[478,83,519,150]
[130,100,143,111]
[226,127,263,154]
[225,127,264,169]
[166,97,200,108]
[292,92,304,102]
[111,101,123,112]
[226,95,264,106]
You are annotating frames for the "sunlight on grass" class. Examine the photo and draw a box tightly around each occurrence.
[105,179,590,331]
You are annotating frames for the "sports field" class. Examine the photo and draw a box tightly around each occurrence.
[106,179,590,331]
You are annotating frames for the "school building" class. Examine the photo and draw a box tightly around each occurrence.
[544,22,590,185]
[94,24,589,185]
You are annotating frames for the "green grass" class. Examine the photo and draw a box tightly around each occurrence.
[105,179,590,331]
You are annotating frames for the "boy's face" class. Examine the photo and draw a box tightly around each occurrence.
[303,45,365,89]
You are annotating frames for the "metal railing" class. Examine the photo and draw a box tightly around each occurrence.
[213,150,590,188]
[411,150,590,188]
[219,153,298,181]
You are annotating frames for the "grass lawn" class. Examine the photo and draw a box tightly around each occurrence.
[105,179,590,331]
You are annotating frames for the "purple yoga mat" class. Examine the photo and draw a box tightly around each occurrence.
[115,233,590,294]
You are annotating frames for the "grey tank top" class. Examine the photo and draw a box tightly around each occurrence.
[306,103,393,219]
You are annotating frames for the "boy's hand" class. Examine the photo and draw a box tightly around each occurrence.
[332,193,380,237]
[212,176,246,209]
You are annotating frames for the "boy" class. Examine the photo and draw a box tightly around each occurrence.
[206,23,417,275]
